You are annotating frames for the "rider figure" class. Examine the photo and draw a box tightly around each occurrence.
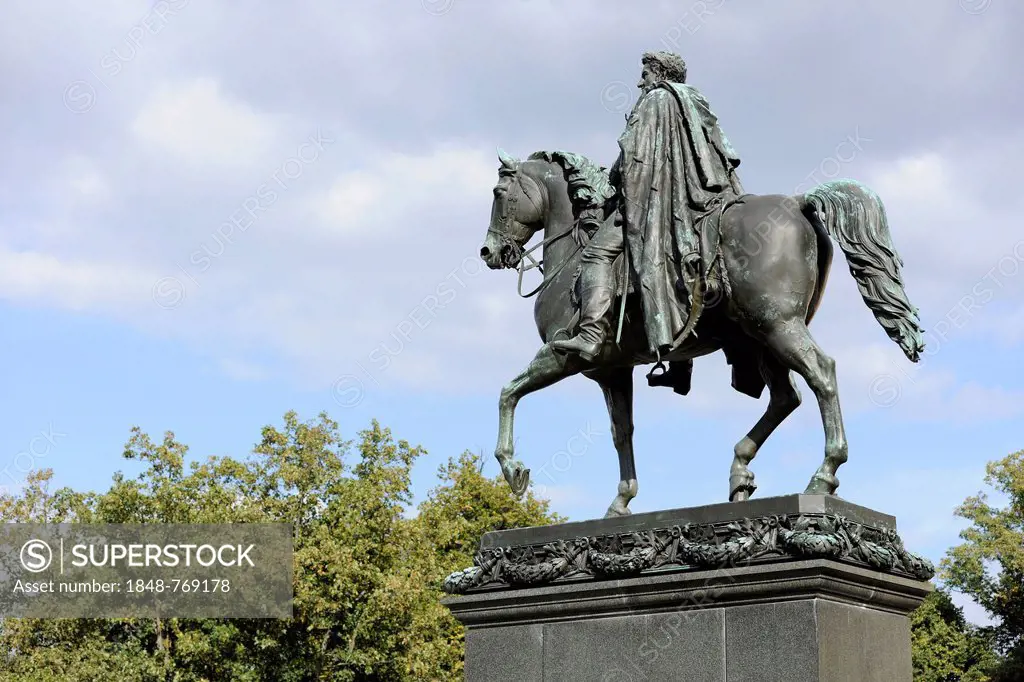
[552,52,743,364]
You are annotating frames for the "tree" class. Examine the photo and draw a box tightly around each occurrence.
[0,413,562,681]
[409,450,564,680]
[941,450,1024,681]
[416,450,565,576]
[911,589,998,681]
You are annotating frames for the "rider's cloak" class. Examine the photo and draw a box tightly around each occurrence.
[613,81,744,354]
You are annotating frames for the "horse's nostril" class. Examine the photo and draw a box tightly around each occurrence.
[480,246,491,258]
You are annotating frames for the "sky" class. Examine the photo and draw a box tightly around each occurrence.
[2,0,1022,625]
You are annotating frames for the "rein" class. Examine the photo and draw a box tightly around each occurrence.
[490,165,585,299]
[513,222,580,298]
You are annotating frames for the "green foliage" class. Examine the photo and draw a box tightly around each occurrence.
[408,451,564,679]
[15,412,1022,680]
[0,412,561,681]
[938,450,1024,681]
[911,589,998,681]
[416,450,566,576]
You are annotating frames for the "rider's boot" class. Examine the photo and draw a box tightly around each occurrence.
[551,261,615,363]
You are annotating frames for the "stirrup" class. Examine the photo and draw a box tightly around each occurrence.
[645,350,668,382]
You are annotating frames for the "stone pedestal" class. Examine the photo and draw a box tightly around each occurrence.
[442,495,933,682]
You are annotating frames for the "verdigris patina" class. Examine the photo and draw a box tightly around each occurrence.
[552,51,743,366]
[443,506,934,595]
[479,51,924,516]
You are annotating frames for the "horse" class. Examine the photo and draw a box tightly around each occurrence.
[479,148,924,518]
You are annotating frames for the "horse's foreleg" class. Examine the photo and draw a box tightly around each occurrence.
[729,354,802,502]
[593,367,637,517]
[496,344,582,496]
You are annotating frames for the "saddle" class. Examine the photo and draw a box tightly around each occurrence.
[643,196,732,397]
[564,194,760,398]
[663,193,766,400]
[673,193,751,343]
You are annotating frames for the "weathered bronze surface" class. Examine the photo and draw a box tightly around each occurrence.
[479,52,923,515]
[442,495,934,595]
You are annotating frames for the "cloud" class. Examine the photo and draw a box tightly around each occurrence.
[130,77,280,171]
[2,0,1019,632]
[311,145,495,238]
[61,155,110,203]
[0,247,153,312]
[757,134,1024,425]
[217,358,269,382]
[863,142,1024,295]
[974,307,1024,347]
[314,172,385,233]
[0,0,1020,407]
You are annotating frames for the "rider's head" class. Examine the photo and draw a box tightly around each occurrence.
[639,51,687,91]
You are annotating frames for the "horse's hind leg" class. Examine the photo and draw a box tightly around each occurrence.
[761,319,848,495]
[730,354,802,502]
[590,367,637,517]
[495,344,582,496]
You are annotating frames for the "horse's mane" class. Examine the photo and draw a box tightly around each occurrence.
[527,150,616,215]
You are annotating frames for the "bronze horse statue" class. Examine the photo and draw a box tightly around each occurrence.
[479,149,924,518]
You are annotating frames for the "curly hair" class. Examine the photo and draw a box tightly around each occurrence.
[641,51,687,83]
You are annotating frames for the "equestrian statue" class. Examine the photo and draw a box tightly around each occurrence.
[479,51,924,518]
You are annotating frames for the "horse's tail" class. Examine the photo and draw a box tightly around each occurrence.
[801,179,924,362]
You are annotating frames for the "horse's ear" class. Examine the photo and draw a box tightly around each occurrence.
[497,147,518,169]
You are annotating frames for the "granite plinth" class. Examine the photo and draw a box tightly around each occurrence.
[443,496,932,681]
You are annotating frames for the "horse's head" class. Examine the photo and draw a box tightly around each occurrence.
[480,149,545,270]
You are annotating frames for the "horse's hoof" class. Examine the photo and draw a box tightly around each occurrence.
[803,473,838,495]
[604,502,632,518]
[506,462,530,497]
[729,473,756,502]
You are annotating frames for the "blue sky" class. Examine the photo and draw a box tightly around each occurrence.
[2,0,1022,625]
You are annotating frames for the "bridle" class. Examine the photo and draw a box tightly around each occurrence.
[488,164,583,298]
